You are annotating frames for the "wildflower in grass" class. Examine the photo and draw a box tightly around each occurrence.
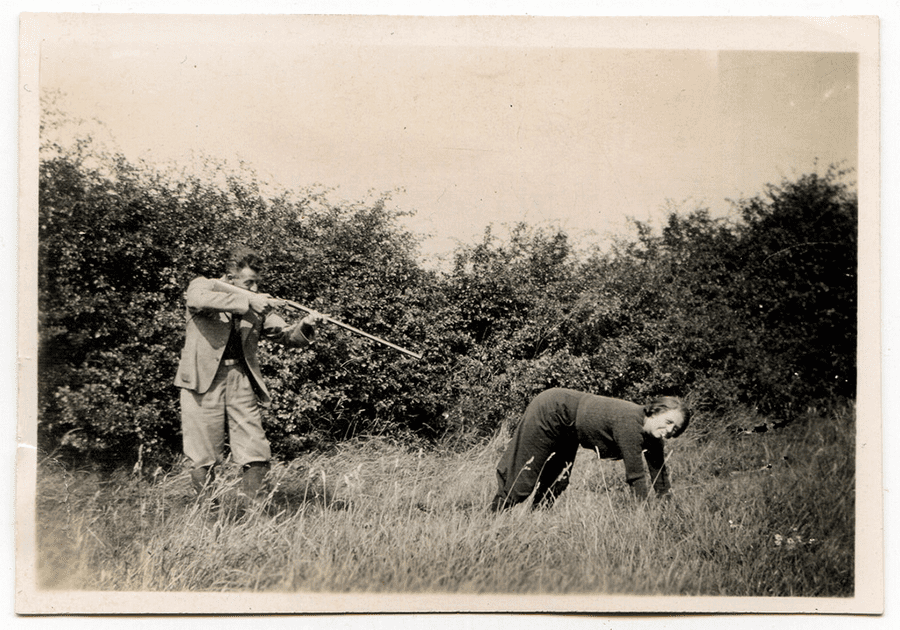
[773,529,819,549]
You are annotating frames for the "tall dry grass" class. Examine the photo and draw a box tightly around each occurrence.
[34,404,855,596]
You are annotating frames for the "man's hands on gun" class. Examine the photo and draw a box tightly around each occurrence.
[248,293,281,316]
[301,311,327,329]
[248,293,328,330]
[298,309,327,341]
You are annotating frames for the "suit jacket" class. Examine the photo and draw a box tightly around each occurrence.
[174,276,313,404]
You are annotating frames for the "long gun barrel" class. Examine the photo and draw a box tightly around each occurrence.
[212,279,423,360]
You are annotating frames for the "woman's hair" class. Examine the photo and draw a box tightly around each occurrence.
[643,396,691,438]
[225,247,263,275]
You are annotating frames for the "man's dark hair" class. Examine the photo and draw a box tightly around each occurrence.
[226,247,263,275]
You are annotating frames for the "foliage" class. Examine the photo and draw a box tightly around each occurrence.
[37,98,857,467]
[730,167,858,409]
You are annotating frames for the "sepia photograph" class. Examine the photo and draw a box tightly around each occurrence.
[14,8,883,616]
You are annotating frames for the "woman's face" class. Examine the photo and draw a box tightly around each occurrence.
[643,409,684,439]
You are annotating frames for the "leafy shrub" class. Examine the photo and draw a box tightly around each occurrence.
[37,100,857,467]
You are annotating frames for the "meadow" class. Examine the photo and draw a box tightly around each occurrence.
[34,403,855,597]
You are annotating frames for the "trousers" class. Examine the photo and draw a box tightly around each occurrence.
[492,388,583,510]
[180,361,272,468]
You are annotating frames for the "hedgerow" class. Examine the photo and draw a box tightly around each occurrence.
[38,103,857,468]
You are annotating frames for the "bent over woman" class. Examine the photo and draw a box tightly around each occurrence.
[490,388,690,511]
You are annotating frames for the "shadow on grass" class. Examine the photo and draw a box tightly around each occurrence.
[267,484,351,513]
[265,463,352,514]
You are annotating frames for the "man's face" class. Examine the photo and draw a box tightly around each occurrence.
[228,266,259,293]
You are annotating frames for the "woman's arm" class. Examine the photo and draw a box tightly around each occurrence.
[613,421,652,498]
[644,438,671,497]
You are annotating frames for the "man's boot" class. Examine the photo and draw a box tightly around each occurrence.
[190,465,215,498]
[189,465,220,517]
[240,461,271,514]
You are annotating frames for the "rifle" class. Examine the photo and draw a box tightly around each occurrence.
[211,279,423,360]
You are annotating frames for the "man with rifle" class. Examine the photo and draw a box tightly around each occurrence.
[174,247,325,513]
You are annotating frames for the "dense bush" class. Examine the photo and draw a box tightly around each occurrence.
[37,103,857,468]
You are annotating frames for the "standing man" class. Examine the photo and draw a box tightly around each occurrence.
[174,247,324,510]
[490,388,690,511]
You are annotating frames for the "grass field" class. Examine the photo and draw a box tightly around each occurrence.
[34,404,855,596]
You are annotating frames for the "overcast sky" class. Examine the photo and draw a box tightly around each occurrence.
[37,15,861,263]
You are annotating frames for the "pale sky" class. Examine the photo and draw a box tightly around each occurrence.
[37,16,861,263]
